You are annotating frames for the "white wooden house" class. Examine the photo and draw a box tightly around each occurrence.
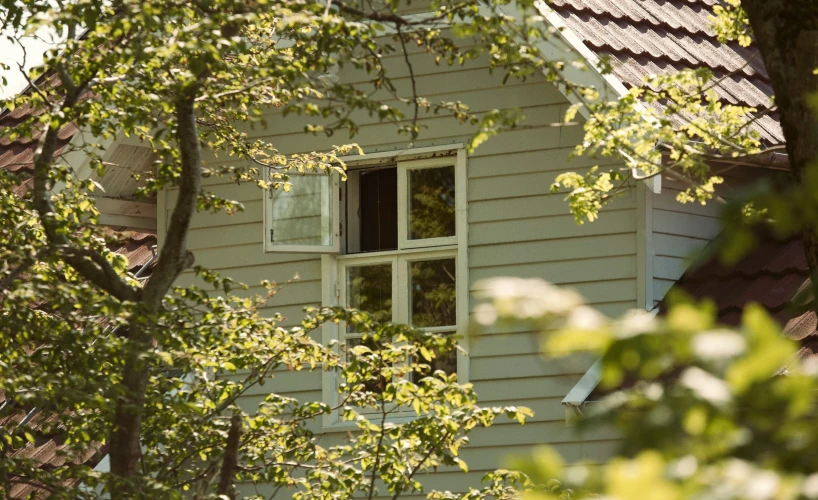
[0,0,780,495]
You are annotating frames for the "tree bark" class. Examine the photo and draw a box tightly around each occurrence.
[108,89,204,496]
[741,0,818,296]
[216,413,243,499]
[108,326,151,493]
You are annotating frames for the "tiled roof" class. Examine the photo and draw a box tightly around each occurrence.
[0,393,108,498]
[549,0,784,144]
[666,232,818,362]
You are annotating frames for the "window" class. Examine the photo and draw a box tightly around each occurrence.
[264,145,468,427]
[264,172,340,253]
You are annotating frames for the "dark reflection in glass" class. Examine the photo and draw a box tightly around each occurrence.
[413,336,458,382]
[347,263,392,330]
[346,337,388,393]
[409,166,456,240]
[410,258,456,328]
[359,167,398,252]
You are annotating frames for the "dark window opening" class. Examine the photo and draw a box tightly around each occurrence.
[358,167,398,252]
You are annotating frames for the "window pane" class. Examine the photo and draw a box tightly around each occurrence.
[269,175,332,247]
[408,166,455,240]
[359,168,398,252]
[347,263,392,326]
[410,258,456,328]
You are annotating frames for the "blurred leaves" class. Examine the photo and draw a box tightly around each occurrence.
[474,277,818,500]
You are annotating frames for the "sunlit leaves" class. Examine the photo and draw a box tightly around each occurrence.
[555,67,764,223]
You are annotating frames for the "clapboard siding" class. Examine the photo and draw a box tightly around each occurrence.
[470,234,637,267]
[159,45,635,497]
[651,185,724,303]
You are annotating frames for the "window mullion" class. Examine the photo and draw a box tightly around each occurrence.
[396,162,409,251]
[393,255,405,324]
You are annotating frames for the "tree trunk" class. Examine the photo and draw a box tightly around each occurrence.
[108,330,151,493]
[741,1,818,296]
[108,90,204,496]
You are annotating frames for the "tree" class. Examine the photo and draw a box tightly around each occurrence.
[0,0,565,497]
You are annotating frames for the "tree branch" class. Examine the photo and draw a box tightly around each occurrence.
[216,413,243,499]
[396,25,420,140]
[31,85,140,303]
[140,87,201,308]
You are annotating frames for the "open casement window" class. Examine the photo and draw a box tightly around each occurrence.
[263,172,341,253]
[320,147,468,428]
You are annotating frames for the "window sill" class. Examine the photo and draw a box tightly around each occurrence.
[321,413,419,433]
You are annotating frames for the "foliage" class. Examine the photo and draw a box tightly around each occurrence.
[0,0,566,497]
[475,277,818,500]
[553,67,764,224]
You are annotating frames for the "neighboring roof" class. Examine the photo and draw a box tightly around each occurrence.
[549,0,784,145]
[0,399,108,498]
[665,232,818,362]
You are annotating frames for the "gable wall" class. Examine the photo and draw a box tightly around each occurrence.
[158,47,632,496]
[649,166,770,306]
[650,179,724,306]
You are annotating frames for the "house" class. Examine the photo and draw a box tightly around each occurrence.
[0,0,796,496]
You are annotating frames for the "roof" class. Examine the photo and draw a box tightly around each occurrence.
[549,0,784,144]
[665,231,818,363]
[0,82,157,271]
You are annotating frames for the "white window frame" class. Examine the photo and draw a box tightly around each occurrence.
[398,157,459,250]
[263,172,341,253]
[320,146,469,430]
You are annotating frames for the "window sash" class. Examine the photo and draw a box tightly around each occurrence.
[338,248,457,330]
[338,249,458,414]
[263,172,341,253]
[397,157,459,250]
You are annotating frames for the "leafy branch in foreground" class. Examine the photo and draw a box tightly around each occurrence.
[475,277,818,500]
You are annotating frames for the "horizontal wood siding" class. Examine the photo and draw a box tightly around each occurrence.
[650,180,724,304]
[158,44,633,498]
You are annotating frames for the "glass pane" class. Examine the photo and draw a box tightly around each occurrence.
[269,174,332,247]
[347,263,392,327]
[408,166,455,240]
[413,336,458,382]
[410,258,456,328]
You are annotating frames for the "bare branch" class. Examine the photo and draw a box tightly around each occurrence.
[396,25,420,140]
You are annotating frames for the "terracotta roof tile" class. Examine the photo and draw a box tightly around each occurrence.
[664,231,817,360]
[549,0,784,144]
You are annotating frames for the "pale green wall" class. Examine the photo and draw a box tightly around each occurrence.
[650,180,724,305]
[159,44,633,496]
